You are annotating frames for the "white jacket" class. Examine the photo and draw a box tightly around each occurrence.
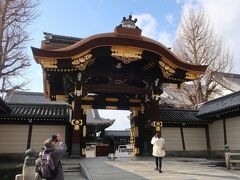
[151,137,166,157]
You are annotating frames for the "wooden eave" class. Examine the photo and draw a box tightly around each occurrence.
[32,32,207,73]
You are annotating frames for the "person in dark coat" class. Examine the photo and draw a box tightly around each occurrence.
[108,135,116,160]
[36,134,67,180]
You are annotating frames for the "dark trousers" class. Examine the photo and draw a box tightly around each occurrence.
[155,157,162,170]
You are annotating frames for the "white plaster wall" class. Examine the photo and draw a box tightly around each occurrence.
[0,125,28,153]
[162,127,183,151]
[209,120,224,150]
[31,125,65,152]
[183,128,207,150]
[226,116,240,150]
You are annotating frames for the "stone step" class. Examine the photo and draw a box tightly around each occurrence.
[69,155,82,159]
[62,162,80,166]
[63,166,79,169]
[64,169,81,173]
[63,163,81,173]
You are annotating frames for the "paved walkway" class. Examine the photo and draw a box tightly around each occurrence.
[2,156,240,180]
[79,156,240,180]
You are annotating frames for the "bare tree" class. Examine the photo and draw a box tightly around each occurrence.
[173,8,232,107]
[0,0,38,96]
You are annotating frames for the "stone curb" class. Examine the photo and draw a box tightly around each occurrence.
[79,160,93,180]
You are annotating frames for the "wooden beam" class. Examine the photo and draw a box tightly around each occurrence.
[84,83,146,95]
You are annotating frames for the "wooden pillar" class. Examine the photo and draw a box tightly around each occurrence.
[223,118,227,145]
[71,98,81,155]
[205,125,211,156]
[134,111,140,155]
[130,110,140,156]
[130,115,135,154]
[180,126,186,151]
[26,119,33,150]
[72,97,87,157]
[81,108,87,157]
[70,72,87,157]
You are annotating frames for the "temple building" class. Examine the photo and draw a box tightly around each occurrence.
[30,15,207,156]
[0,16,239,158]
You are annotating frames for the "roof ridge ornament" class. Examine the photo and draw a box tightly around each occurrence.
[114,15,142,36]
[121,15,137,29]
[43,32,53,44]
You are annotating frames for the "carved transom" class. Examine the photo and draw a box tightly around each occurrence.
[72,53,92,71]
[40,58,57,68]
[111,46,142,64]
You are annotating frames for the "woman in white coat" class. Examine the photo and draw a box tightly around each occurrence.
[151,133,165,173]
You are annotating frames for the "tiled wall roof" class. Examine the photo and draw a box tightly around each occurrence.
[197,91,240,118]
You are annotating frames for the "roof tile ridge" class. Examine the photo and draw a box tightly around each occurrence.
[202,91,240,106]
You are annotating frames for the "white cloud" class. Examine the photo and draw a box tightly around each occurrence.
[199,0,240,73]
[133,13,174,47]
[166,14,174,24]
[158,31,173,48]
[176,0,190,4]
[133,13,158,39]
[179,0,240,73]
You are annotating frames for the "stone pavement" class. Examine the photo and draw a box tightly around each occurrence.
[1,156,240,180]
[65,172,87,180]
[78,156,240,180]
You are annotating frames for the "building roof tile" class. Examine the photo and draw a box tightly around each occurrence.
[196,91,240,117]
[105,130,130,137]
[159,108,208,124]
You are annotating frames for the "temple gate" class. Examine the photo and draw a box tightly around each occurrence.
[32,15,207,157]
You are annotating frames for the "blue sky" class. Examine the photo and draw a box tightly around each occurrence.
[25,0,240,130]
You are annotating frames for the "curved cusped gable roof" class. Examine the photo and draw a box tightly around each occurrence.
[32,30,207,73]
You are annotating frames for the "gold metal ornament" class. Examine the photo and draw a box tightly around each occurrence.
[151,121,163,132]
[83,126,86,137]
[82,148,86,155]
[71,119,83,131]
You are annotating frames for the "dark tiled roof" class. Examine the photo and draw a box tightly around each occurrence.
[88,121,114,133]
[4,91,67,105]
[9,103,68,117]
[43,32,82,44]
[86,109,115,132]
[196,91,240,117]
[105,130,130,137]
[1,91,69,123]
[1,91,114,126]
[159,108,207,123]
[0,103,69,123]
